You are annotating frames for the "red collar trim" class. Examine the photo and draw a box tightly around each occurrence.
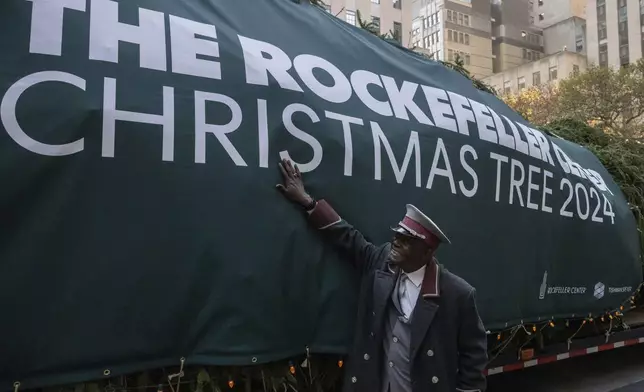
[421,261,441,298]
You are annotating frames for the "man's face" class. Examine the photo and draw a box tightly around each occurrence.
[390,232,432,267]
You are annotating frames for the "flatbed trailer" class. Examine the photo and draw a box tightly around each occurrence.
[485,308,644,376]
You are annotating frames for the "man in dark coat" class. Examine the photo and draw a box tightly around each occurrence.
[276,159,488,392]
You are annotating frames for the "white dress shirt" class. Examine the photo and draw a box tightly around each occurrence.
[398,265,425,320]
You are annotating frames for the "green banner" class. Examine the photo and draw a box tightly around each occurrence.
[0,0,641,389]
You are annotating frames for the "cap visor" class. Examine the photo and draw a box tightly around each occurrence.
[391,226,421,239]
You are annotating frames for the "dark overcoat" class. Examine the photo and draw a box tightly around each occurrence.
[308,200,488,392]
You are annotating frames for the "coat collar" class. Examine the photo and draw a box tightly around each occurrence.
[387,259,441,298]
[421,261,441,298]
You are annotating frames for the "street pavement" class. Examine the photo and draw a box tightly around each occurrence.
[487,344,644,391]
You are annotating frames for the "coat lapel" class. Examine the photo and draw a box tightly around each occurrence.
[373,268,398,324]
[410,262,441,359]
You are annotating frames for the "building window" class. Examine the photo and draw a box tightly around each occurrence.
[393,22,402,42]
[465,53,470,65]
[619,21,627,33]
[448,11,470,26]
[533,72,541,85]
[464,33,470,45]
[530,16,535,24]
[598,23,607,40]
[447,30,453,41]
[576,37,584,52]
[372,16,381,33]
[620,45,629,60]
[539,13,544,21]
[424,36,430,48]
[549,66,557,81]
[572,65,580,75]
[503,80,511,95]
[523,48,528,59]
[448,49,454,61]
[393,0,402,10]
[538,0,543,5]
[620,25,629,45]
[599,44,608,66]
[528,51,533,60]
[598,4,605,16]
[345,10,356,25]
[459,32,464,43]
[619,0,626,7]
[518,76,526,90]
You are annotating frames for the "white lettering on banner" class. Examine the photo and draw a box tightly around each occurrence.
[421,86,458,133]
[3,4,622,225]
[542,170,554,213]
[26,0,87,56]
[609,286,632,293]
[194,91,245,166]
[294,55,353,104]
[490,152,509,203]
[238,35,303,92]
[547,286,587,295]
[371,122,422,187]
[426,139,456,195]
[489,108,514,150]
[490,153,561,215]
[380,76,434,126]
[102,77,175,161]
[532,128,555,165]
[325,111,364,177]
[350,70,393,117]
[517,123,543,161]
[509,159,525,207]
[447,91,475,136]
[502,115,530,156]
[459,145,478,198]
[0,71,85,156]
[257,99,270,168]
[280,103,323,173]
[469,99,498,145]
[169,15,221,80]
[89,0,167,71]
[526,165,540,211]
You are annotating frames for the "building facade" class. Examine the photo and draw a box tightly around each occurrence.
[410,0,493,78]
[482,50,587,95]
[586,0,644,68]
[324,0,413,47]
[491,0,545,73]
[531,0,586,29]
[542,16,586,55]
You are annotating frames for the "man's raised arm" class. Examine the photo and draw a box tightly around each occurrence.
[276,159,387,274]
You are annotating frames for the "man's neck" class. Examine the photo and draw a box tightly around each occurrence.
[401,259,432,274]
